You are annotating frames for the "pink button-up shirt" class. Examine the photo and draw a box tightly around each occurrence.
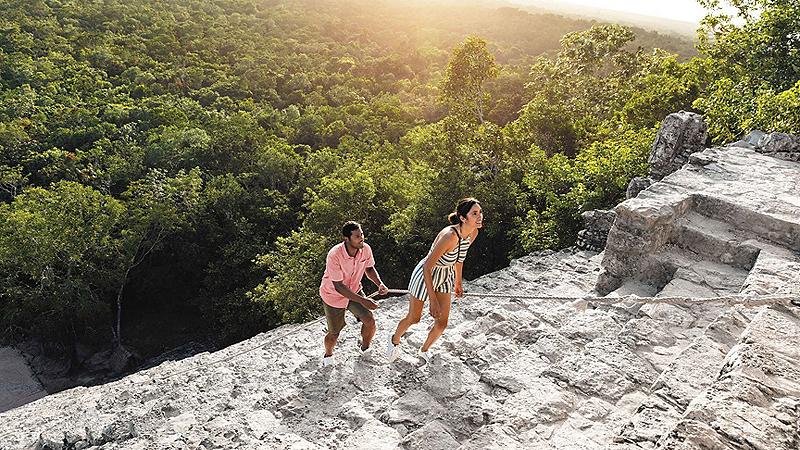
[319,242,375,308]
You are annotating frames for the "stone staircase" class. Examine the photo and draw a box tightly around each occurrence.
[436,232,792,449]
[591,146,800,449]
[465,220,797,449]
[463,143,800,449]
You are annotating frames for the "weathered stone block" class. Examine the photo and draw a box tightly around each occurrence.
[649,111,708,180]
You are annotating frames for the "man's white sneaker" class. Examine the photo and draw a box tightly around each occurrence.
[322,354,334,367]
[359,343,375,362]
[386,339,400,363]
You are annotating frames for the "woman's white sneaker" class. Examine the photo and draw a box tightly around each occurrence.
[386,339,400,363]
[322,354,334,367]
[418,349,431,365]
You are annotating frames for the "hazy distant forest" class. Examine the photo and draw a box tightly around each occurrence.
[1,0,798,364]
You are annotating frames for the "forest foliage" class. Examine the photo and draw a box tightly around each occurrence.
[0,0,797,361]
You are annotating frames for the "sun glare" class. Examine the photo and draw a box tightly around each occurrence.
[557,0,708,23]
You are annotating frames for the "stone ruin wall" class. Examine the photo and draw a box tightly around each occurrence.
[580,111,800,299]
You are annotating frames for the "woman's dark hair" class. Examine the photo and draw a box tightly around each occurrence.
[448,198,480,225]
[341,221,362,238]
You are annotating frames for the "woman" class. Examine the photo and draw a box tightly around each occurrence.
[386,198,483,363]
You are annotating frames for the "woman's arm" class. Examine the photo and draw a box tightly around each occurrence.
[454,262,464,298]
[455,229,477,298]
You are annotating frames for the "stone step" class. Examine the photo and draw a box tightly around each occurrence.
[609,281,659,298]
[693,195,800,252]
[654,246,749,283]
[515,286,739,448]
[516,274,696,436]
[478,247,761,449]
[450,253,660,448]
[652,261,748,328]
[648,247,751,297]
[614,307,751,448]
[740,243,800,296]
[656,305,800,449]
[672,212,760,270]
[609,243,750,298]
[609,240,755,447]
[600,281,660,318]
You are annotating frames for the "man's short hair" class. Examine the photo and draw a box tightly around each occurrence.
[342,221,362,238]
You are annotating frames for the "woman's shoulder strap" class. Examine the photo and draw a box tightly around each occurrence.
[451,225,462,240]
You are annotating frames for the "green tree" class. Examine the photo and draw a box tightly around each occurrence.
[441,36,498,124]
[510,24,641,155]
[0,182,123,359]
[249,229,331,323]
[695,0,800,142]
[114,168,202,346]
[0,164,28,200]
[515,123,653,252]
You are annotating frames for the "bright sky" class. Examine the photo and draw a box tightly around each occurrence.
[559,0,707,23]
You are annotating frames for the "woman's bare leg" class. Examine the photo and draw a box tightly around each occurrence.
[421,292,451,352]
[391,297,424,345]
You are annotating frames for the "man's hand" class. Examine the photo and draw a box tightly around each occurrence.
[454,283,464,298]
[378,283,389,296]
[360,296,379,310]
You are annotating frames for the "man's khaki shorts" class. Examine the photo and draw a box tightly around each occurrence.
[323,296,372,335]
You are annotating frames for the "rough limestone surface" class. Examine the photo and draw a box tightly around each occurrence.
[759,132,800,161]
[2,131,800,449]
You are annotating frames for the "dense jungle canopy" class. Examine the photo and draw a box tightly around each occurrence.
[0,0,797,365]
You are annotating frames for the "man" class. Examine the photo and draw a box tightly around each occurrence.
[319,221,388,367]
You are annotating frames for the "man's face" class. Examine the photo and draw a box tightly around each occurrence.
[345,227,365,249]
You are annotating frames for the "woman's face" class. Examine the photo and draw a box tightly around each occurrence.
[462,204,483,228]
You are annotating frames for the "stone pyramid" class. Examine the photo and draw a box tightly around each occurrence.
[1,114,798,449]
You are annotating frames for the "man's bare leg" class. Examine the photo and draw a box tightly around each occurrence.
[324,332,338,357]
[360,313,376,350]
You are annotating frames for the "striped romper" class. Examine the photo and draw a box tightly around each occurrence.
[408,227,472,302]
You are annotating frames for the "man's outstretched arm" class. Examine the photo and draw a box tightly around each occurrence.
[365,266,389,295]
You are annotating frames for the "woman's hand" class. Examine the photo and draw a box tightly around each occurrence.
[454,282,463,298]
[429,300,440,319]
